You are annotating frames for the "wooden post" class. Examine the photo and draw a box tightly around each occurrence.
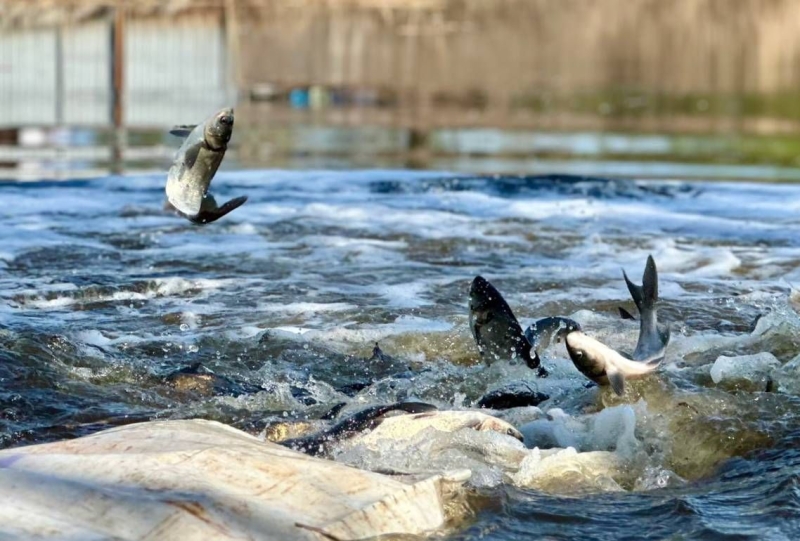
[110,4,125,174]
[223,0,240,104]
[54,24,64,126]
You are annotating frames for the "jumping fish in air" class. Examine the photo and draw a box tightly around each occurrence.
[468,276,549,377]
[525,255,669,396]
[165,107,247,224]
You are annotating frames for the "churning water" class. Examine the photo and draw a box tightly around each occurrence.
[1,170,800,539]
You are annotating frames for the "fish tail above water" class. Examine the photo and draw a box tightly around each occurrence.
[622,254,670,362]
[186,194,249,225]
[468,276,546,376]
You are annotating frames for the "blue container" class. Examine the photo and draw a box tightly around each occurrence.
[289,88,310,109]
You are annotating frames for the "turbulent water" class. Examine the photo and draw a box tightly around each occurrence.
[1,170,800,539]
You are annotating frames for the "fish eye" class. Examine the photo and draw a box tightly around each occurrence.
[219,115,233,125]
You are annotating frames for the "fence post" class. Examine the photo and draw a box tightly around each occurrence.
[110,4,125,175]
[223,0,241,104]
[54,24,64,126]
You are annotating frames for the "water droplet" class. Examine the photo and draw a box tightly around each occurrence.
[180,323,189,331]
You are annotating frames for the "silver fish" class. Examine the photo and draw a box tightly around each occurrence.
[564,330,663,396]
[523,256,669,396]
[165,107,247,224]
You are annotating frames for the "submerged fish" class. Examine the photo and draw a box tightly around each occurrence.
[165,107,247,224]
[476,381,550,410]
[468,276,548,377]
[163,361,262,397]
[281,401,438,457]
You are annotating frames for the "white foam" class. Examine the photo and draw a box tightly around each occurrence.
[258,302,357,315]
[372,282,432,309]
[519,404,640,456]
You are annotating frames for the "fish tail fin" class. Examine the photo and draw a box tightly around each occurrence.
[626,255,670,361]
[642,254,658,311]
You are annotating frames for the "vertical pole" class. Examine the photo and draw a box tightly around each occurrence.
[54,24,64,126]
[223,0,240,105]
[54,23,65,179]
[110,4,125,175]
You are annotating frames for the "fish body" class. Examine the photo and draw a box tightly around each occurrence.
[281,402,438,457]
[468,276,547,376]
[564,330,662,396]
[562,255,669,395]
[166,107,247,224]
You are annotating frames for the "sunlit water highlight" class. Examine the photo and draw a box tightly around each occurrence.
[1,170,800,539]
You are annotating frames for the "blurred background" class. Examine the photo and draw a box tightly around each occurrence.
[2,0,800,180]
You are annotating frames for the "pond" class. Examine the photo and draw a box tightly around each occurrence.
[1,167,799,539]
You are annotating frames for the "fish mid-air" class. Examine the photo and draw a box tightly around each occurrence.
[468,276,548,377]
[529,255,670,396]
[165,107,247,224]
[471,255,669,396]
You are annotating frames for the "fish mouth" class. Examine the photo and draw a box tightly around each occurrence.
[216,107,235,127]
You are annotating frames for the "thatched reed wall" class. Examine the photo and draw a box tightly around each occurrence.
[2,0,800,129]
[5,0,800,96]
[234,0,800,97]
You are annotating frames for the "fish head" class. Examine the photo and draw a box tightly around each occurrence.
[469,275,502,314]
[468,275,518,332]
[564,331,612,381]
[474,416,525,441]
[204,107,234,150]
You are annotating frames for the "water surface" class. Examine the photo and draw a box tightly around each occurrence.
[1,170,799,539]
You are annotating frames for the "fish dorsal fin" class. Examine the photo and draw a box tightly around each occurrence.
[618,307,637,320]
[605,363,626,396]
[169,125,196,138]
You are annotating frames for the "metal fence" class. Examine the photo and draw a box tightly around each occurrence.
[0,3,232,129]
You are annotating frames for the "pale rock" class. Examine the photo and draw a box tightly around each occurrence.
[0,419,468,541]
[709,352,781,388]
